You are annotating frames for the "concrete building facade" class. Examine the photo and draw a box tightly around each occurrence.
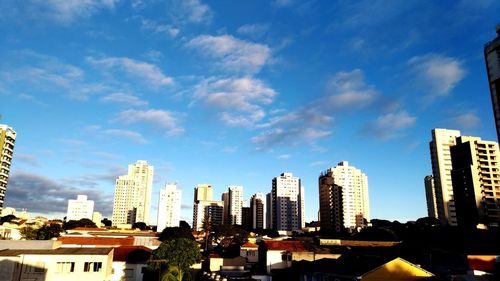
[228,185,243,225]
[485,25,500,142]
[451,136,500,229]
[424,175,438,218]
[112,160,154,226]
[66,195,94,221]
[271,172,304,231]
[0,124,16,211]
[157,183,182,232]
[192,184,224,230]
[430,128,461,225]
[250,192,266,229]
[319,161,369,232]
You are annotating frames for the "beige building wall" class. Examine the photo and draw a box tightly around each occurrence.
[112,161,154,225]
[430,128,461,225]
[0,124,16,211]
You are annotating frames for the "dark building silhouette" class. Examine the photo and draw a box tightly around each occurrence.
[485,24,500,141]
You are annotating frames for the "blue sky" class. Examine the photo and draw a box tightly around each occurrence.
[1,0,499,225]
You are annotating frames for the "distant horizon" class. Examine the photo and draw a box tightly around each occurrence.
[1,1,499,226]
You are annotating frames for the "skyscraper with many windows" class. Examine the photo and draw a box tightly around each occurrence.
[66,195,94,221]
[271,172,304,231]
[485,25,500,141]
[424,175,438,218]
[451,136,500,229]
[319,161,369,232]
[250,192,266,229]
[0,124,15,211]
[429,128,461,225]
[157,183,182,232]
[112,160,153,226]
[228,185,243,225]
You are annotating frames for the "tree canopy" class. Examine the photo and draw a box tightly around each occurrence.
[159,227,195,242]
[63,218,97,230]
[150,238,201,281]
[20,223,63,240]
[133,222,150,230]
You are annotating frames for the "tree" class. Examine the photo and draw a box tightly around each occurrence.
[179,221,191,229]
[133,222,150,230]
[63,218,97,230]
[20,226,38,240]
[101,218,112,227]
[159,227,194,242]
[20,223,63,240]
[150,238,201,281]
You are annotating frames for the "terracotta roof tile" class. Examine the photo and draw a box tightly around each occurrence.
[58,236,134,246]
[263,240,307,252]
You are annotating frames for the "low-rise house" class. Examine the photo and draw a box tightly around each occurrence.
[0,240,61,250]
[0,247,113,281]
[110,246,152,281]
[240,242,259,263]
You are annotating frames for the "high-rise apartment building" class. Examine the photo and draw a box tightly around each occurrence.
[221,191,229,223]
[192,184,224,230]
[0,124,16,211]
[112,160,154,226]
[271,172,304,231]
[429,128,461,225]
[157,183,182,232]
[424,175,438,218]
[250,192,266,229]
[266,192,272,229]
[319,161,370,232]
[451,136,500,229]
[66,195,94,221]
[228,185,243,225]
[485,25,500,141]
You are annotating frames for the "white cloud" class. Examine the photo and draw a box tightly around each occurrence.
[104,129,148,144]
[325,69,379,109]
[100,92,148,107]
[237,23,270,38]
[194,77,276,126]
[170,0,213,24]
[87,56,173,88]
[14,153,40,167]
[114,109,184,135]
[363,111,416,139]
[186,35,271,74]
[450,112,481,129]
[408,54,466,98]
[278,154,291,160]
[2,0,118,24]
[252,128,331,147]
[141,19,180,37]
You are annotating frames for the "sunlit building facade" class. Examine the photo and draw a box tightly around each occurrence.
[157,183,182,232]
[66,195,94,221]
[0,124,16,211]
[271,172,304,231]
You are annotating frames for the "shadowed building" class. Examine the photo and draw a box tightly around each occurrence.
[451,136,500,229]
[271,172,304,231]
[424,175,438,218]
[485,24,500,141]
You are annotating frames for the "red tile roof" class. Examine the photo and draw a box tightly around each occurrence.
[113,246,152,262]
[241,242,259,248]
[263,240,307,252]
[58,236,135,246]
[71,227,107,231]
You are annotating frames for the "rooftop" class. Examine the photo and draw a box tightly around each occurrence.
[263,240,308,252]
[58,236,135,246]
[0,247,113,256]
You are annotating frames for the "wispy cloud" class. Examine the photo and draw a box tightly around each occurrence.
[194,77,276,127]
[449,112,481,129]
[5,170,113,216]
[237,23,270,38]
[13,153,40,167]
[169,0,213,25]
[186,35,272,74]
[141,19,180,37]
[100,92,148,107]
[278,154,291,160]
[252,128,331,147]
[0,0,117,24]
[408,54,466,100]
[309,160,326,167]
[324,69,379,109]
[362,111,416,140]
[114,109,184,135]
[104,129,148,144]
[87,56,173,88]
[1,50,105,100]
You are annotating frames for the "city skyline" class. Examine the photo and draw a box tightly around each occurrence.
[1,1,500,224]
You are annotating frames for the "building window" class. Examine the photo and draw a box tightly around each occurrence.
[56,262,75,273]
[23,262,45,273]
[84,262,103,272]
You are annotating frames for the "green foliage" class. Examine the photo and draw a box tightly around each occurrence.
[150,238,201,281]
[20,223,63,240]
[159,227,195,242]
[0,215,17,225]
[212,224,249,245]
[101,218,112,227]
[63,218,97,230]
[20,226,38,240]
[132,222,150,230]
